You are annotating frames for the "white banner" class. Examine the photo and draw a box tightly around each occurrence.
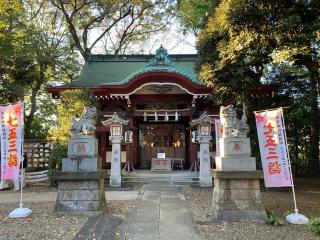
[254,108,292,187]
[0,103,24,180]
[214,119,221,157]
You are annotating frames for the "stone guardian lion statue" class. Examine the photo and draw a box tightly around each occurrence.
[70,107,97,136]
[220,105,249,138]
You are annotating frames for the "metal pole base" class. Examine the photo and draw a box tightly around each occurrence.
[286,212,309,224]
[9,207,32,218]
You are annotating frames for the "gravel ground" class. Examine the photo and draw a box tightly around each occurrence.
[0,202,87,240]
[105,200,136,219]
[0,200,136,240]
[1,183,57,193]
[182,178,320,240]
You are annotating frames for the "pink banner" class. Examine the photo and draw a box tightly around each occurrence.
[0,103,23,180]
[214,119,222,157]
[255,109,292,187]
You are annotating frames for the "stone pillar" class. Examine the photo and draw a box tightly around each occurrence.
[55,136,107,216]
[189,112,214,182]
[211,104,266,222]
[212,137,266,222]
[212,171,266,222]
[101,113,128,187]
[55,171,107,217]
[199,136,212,187]
[110,136,122,187]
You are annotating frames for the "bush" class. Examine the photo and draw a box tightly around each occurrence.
[309,218,320,235]
[265,210,284,226]
[48,144,67,186]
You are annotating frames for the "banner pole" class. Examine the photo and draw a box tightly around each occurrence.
[280,107,308,224]
[19,102,24,208]
[280,107,298,213]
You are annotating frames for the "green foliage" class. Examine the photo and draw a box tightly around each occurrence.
[263,63,312,175]
[48,143,67,186]
[176,0,214,35]
[196,0,320,176]
[49,89,97,144]
[196,0,273,106]
[265,210,284,226]
[309,218,320,235]
[0,0,29,104]
[0,0,80,139]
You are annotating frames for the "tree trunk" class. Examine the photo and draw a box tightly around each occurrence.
[308,68,320,176]
[24,65,46,139]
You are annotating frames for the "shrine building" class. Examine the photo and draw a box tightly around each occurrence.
[48,46,275,171]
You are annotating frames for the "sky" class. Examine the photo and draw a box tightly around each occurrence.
[137,26,197,54]
[90,24,197,55]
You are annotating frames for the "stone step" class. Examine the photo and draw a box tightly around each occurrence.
[123,179,200,185]
[104,171,200,186]
[123,178,199,182]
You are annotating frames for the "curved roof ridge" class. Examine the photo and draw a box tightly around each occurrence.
[112,65,203,86]
[98,46,204,86]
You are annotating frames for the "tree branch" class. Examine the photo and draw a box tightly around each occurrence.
[89,6,132,51]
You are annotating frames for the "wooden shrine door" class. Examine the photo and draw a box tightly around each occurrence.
[138,123,186,169]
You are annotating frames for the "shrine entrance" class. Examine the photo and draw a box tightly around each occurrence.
[138,123,186,169]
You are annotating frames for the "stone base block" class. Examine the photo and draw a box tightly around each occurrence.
[55,171,107,216]
[110,174,121,187]
[55,210,104,217]
[220,137,251,157]
[215,156,256,171]
[62,157,101,172]
[68,136,98,158]
[200,175,212,187]
[212,170,266,222]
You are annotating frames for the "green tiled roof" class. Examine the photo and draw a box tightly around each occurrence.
[67,47,203,87]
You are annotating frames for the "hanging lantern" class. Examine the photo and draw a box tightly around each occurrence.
[124,130,133,143]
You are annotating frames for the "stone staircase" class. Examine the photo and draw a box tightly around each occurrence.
[105,170,200,186]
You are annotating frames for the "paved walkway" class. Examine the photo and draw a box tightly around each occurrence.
[119,184,203,240]
[0,191,139,203]
[0,185,202,240]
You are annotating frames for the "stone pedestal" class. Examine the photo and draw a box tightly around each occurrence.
[199,137,212,187]
[55,171,107,216]
[212,135,266,222]
[212,170,266,222]
[110,137,122,187]
[62,136,101,171]
[55,135,107,216]
[67,136,98,157]
[62,157,102,172]
[215,156,256,171]
[215,137,256,171]
[219,137,251,157]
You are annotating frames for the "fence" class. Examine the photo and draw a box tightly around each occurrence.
[25,170,49,183]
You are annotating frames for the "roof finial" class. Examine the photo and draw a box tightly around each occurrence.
[147,45,173,67]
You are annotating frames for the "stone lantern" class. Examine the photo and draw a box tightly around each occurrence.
[190,112,214,187]
[102,113,128,187]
